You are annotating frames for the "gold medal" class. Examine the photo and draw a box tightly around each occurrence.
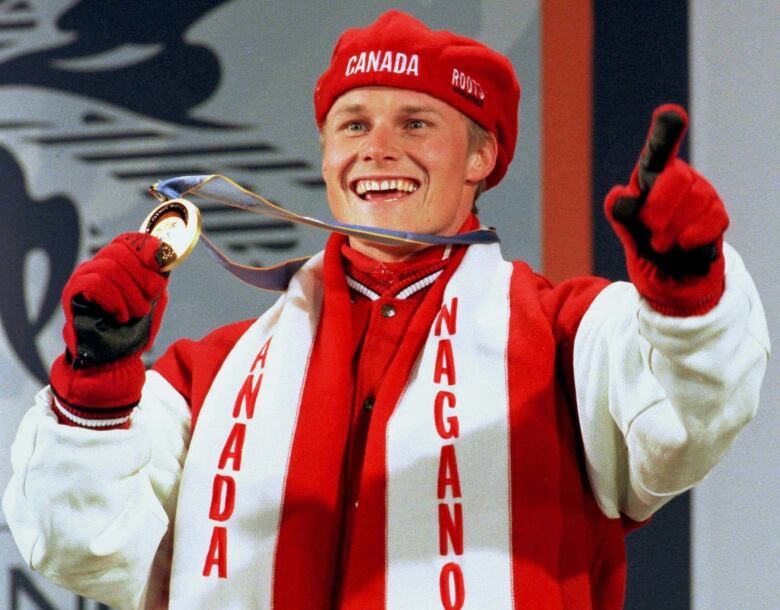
[140,197,202,272]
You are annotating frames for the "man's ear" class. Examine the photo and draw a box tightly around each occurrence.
[466,132,498,184]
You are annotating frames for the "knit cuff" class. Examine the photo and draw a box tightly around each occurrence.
[49,351,144,430]
[51,389,136,430]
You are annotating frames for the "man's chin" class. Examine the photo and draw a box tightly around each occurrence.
[346,235,430,262]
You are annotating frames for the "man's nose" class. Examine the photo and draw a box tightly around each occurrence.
[361,124,401,162]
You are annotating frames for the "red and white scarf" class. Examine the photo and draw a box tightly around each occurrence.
[170,241,515,609]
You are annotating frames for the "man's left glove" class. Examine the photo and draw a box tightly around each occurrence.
[605,104,730,316]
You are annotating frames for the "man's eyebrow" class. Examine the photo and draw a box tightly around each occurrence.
[332,104,367,116]
[399,105,443,117]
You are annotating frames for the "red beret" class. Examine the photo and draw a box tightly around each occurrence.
[314,10,521,189]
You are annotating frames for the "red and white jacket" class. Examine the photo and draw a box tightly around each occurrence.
[3,236,769,610]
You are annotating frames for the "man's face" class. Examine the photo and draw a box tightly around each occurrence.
[321,87,495,260]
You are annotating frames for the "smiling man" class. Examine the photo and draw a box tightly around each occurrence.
[2,10,770,610]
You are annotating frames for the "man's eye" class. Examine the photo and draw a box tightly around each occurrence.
[345,121,366,132]
[408,119,426,129]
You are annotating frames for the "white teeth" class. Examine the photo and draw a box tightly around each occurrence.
[354,178,419,196]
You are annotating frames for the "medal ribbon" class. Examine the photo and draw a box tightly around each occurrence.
[152,174,500,291]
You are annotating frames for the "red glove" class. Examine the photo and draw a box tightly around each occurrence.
[50,233,169,429]
[605,104,729,316]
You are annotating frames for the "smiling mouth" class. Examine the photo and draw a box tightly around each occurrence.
[351,177,420,202]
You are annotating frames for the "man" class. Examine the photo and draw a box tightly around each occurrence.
[2,10,769,610]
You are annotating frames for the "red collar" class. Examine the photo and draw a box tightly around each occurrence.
[339,214,479,297]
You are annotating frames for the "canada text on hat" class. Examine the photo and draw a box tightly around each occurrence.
[314,10,521,189]
[345,50,419,77]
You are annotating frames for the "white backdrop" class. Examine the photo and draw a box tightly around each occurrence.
[690,2,780,608]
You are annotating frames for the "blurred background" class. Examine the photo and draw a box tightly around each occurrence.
[0,1,776,608]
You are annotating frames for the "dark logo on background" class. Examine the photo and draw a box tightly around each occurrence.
[0,0,318,383]
[0,146,78,382]
[0,0,232,127]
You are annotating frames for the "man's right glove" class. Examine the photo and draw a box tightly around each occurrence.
[49,233,169,429]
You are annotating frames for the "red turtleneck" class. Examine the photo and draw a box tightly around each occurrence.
[332,214,479,593]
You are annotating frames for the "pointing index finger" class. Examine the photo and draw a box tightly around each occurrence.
[638,103,688,193]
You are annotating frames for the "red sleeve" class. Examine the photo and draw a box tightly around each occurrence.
[536,270,610,406]
[152,319,255,428]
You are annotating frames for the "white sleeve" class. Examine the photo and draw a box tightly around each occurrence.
[573,243,770,522]
[1,370,190,610]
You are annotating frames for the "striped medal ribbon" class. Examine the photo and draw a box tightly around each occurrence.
[145,174,499,291]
